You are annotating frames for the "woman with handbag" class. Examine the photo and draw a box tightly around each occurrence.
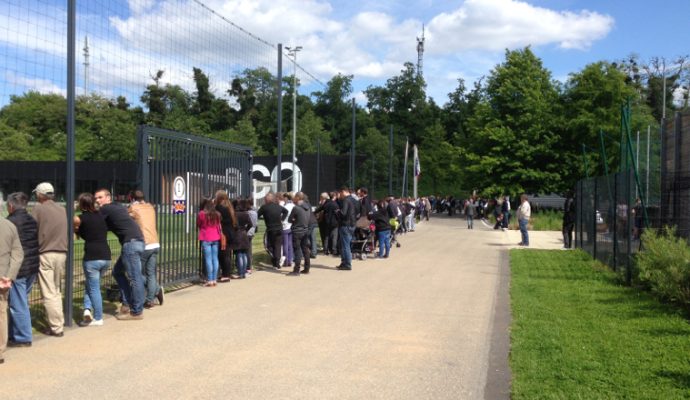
[214,191,237,282]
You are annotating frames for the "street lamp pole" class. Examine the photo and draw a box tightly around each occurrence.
[286,45,302,191]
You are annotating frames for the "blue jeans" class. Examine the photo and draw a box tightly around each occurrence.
[201,241,219,281]
[282,229,294,265]
[503,211,511,228]
[141,248,160,303]
[467,214,474,229]
[377,230,391,258]
[113,240,146,314]
[83,260,110,320]
[8,273,36,343]
[309,224,318,255]
[339,226,355,267]
[519,218,529,246]
[235,250,248,278]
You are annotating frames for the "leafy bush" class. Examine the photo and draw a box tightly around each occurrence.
[636,227,690,307]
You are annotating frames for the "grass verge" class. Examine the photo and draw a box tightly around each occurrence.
[510,249,690,399]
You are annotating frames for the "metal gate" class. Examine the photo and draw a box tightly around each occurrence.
[137,126,252,285]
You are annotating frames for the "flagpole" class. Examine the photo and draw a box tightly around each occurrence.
[413,145,418,199]
[401,138,409,198]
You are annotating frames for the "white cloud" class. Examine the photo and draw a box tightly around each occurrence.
[127,0,157,15]
[4,71,66,97]
[0,0,615,108]
[426,0,614,53]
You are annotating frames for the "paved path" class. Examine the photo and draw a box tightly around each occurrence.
[3,216,561,400]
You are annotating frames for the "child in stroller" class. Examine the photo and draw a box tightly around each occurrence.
[351,222,376,260]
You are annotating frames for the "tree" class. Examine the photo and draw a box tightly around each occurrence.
[313,73,354,153]
[0,91,66,160]
[464,47,562,195]
[561,61,656,181]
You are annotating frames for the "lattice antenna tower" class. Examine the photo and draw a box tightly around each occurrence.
[83,35,90,95]
[416,24,425,79]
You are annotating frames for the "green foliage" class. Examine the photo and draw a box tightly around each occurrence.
[511,249,690,399]
[636,227,690,307]
[463,48,563,196]
[526,209,562,231]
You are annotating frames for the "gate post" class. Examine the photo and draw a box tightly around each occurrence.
[137,126,151,198]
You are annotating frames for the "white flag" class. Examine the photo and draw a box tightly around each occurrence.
[413,145,421,177]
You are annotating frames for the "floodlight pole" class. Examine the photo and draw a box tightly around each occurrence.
[286,45,302,191]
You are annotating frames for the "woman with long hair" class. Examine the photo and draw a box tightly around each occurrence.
[74,192,111,326]
[197,198,222,286]
[231,199,252,279]
[214,190,237,281]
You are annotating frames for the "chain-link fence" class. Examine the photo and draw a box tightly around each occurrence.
[576,171,639,283]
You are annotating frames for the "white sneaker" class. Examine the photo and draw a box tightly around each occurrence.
[90,319,104,326]
[83,309,92,323]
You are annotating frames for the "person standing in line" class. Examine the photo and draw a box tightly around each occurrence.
[562,191,575,249]
[197,199,222,287]
[257,193,288,270]
[423,197,432,221]
[315,193,329,255]
[74,193,111,326]
[287,192,312,276]
[214,190,237,281]
[318,192,340,256]
[31,182,67,336]
[501,195,511,231]
[245,198,258,275]
[6,192,38,346]
[0,212,24,365]
[337,187,360,271]
[369,199,392,259]
[308,200,319,259]
[517,194,531,247]
[465,196,477,229]
[231,200,252,279]
[95,188,146,320]
[280,192,295,267]
[129,190,164,308]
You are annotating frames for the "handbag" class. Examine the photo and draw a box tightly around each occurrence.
[219,225,227,251]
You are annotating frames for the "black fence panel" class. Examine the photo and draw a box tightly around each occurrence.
[138,126,252,286]
[576,170,640,284]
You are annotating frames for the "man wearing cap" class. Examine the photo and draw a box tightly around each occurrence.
[0,209,24,365]
[95,188,146,320]
[31,182,67,337]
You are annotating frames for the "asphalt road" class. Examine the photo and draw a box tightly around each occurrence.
[3,215,560,400]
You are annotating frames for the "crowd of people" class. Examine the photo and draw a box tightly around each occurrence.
[0,183,167,365]
[0,182,437,365]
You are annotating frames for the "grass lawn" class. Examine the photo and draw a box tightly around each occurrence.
[510,249,690,399]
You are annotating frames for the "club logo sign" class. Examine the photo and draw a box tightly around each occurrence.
[172,176,186,214]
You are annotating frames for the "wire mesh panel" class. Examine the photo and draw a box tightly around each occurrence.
[595,174,614,268]
[139,126,251,286]
[578,177,596,257]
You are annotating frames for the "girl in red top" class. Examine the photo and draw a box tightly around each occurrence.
[197,199,222,286]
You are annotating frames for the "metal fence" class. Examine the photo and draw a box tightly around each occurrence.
[139,126,252,286]
[28,238,121,326]
[576,170,639,283]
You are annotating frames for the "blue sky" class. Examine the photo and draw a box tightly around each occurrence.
[1,0,688,108]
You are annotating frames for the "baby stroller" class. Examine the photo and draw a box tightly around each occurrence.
[389,217,403,248]
[351,223,376,260]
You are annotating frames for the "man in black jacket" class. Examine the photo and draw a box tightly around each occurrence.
[257,193,288,269]
[287,192,312,275]
[337,187,360,270]
[6,192,39,347]
[315,192,339,256]
[95,188,146,320]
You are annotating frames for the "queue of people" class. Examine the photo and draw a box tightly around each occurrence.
[0,183,168,365]
[0,183,427,365]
